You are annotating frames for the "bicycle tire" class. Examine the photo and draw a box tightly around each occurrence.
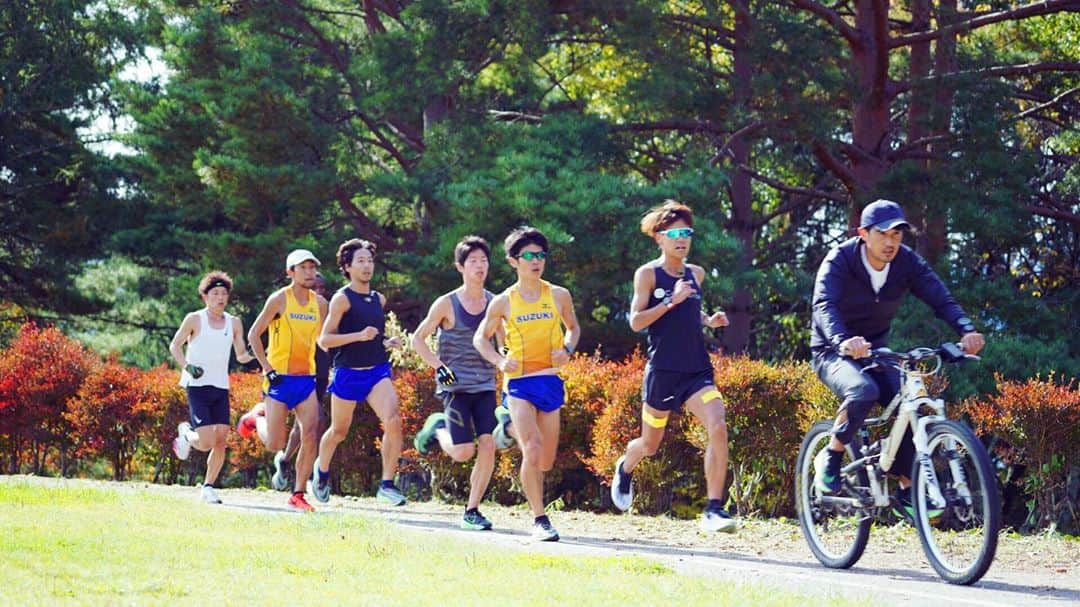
[911,419,1001,585]
[796,420,871,569]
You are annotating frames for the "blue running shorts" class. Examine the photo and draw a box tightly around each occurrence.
[503,375,566,413]
[329,363,393,403]
[264,375,317,410]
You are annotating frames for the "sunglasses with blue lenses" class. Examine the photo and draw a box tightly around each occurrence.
[659,227,694,239]
[517,251,548,261]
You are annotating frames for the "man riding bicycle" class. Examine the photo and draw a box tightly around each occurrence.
[810,199,985,518]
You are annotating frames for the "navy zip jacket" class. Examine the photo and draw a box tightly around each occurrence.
[810,237,972,354]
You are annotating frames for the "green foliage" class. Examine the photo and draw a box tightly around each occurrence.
[0,1,143,311]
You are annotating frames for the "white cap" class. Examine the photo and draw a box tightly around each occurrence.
[285,249,320,270]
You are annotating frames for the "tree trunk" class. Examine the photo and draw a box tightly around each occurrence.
[924,0,958,264]
[906,0,933,256]
[847,0,893,220]
[722,0,755,354]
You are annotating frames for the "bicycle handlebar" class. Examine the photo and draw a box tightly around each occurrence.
[868,342,976,364]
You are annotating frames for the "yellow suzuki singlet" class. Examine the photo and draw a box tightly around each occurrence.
[268,287,320,375]
[503,280,564,378]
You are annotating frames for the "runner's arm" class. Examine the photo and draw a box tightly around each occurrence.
[247,291,285,375]
[628,264,667,332]
[553,286,580,355]
[168,313,198,369]
[473,294,512,370]
[411,295,452,370]
[231,317,254,363]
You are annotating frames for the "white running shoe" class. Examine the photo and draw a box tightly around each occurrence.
[699,508,738,533]
[531,518,560,542]
[271,450,289,491]
[200,484,222,504]
[610,454,633,512]
[172,422,192,460]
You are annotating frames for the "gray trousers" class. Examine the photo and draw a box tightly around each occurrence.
[812,349,914,476]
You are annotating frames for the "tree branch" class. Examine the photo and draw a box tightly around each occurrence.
[812,141,858,194]
[610,119,727,135]
[890,0,1078,48]
[739,164,848,205]
[789,0,861,47]
[1014,86,1080,121]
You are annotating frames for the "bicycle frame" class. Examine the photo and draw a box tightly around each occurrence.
[831,350,972,513]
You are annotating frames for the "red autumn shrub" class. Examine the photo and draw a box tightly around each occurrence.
[961,375,1080,531]
[130,365,191,483]
[64,357,156,480]
[0,322,98,475]
[690,357,837,517]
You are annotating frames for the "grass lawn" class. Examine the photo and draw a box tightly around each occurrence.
[0,481,864,606]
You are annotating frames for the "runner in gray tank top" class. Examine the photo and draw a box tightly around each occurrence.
[411,236,503,530]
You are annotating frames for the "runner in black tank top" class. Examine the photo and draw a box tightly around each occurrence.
[313,238,407,506]
[609,200,739,533]
[411,236,501,531]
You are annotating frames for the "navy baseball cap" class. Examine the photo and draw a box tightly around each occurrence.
[860,199,910,231]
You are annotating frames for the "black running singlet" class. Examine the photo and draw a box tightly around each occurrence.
[645,266,711,372]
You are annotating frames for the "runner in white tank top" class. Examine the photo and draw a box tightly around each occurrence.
[169,271,254,503]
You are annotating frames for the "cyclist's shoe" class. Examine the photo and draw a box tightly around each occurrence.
[699,507,738,533]
[236,402,265,439]
[461,509,493,531]
[610,454,633,512]
[172,422,193,460]
[893,486,944,522]
[531,516,560,542]
[200,484,222,504]
[813,447,842,495]
[413,412,446,455]
[493,405,515,450]
[310,457,331,503]
[271,450,290,491]
[376,484,407,506]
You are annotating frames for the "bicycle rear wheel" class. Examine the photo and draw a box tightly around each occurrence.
[796,421,871,569]
[911,419,1001,585]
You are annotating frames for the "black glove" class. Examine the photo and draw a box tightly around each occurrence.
[265,369,283,385]
[184,363,204,379]
[436,365,457,386]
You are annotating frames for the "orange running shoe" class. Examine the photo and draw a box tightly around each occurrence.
[236,401,266,439]
[287,492,315,513]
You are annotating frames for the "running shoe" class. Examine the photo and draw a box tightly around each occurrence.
[236,401,266,439]
[531,518,560,542]
[610,454,633,512]
[287,492,315,513]
[461,509,493,531]
[492,405,514,450]
[376,484,407,506]
[310,457,331,503]
[271,450,289,491]
[699,507,738,533]
[172,422,192,460]
[200,484,222,504]
[813,447,841,494]
[413,412,446,455]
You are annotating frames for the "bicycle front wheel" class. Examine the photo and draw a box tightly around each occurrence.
[911,419,1001,585]
[796,421,871,569]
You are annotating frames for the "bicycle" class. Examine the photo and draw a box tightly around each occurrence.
[795,342,1001,585]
